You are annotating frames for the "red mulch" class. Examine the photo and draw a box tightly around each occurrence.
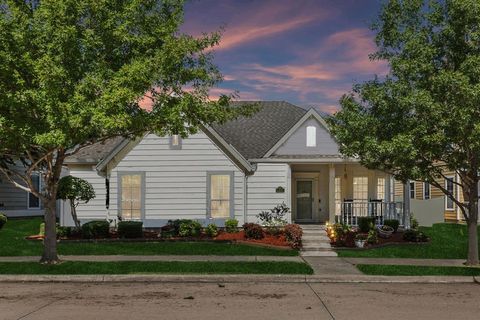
[215,231,290,247]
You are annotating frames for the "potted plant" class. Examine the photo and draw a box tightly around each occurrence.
[354,233,368,248]
[377,225,394,239]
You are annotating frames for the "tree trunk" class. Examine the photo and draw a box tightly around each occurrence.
[466,199,479,266]
[70,201,81,229]
[40,196,59,264]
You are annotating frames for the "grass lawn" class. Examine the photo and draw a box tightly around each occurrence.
[0,218,297,256]
[337,223,480,259]
[0,261,313,275]
[357,264,480,276]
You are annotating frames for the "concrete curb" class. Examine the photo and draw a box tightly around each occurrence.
[0,274,476,284]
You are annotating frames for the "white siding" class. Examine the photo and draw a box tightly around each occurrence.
[68,165,108,223]
[274,118,339,156]
[109,133,245,227]
[247,163,290,223]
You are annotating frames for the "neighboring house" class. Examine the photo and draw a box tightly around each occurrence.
[58,101,407,227]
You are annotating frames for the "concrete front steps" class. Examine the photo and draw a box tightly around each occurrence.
[299,224,337,257]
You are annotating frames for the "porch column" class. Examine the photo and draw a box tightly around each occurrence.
[328,164,335,223]
[385,174,392,202]
[403,182,411,229]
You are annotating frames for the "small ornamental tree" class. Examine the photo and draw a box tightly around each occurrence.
[57,176,95,228]
[328,0,480,265]
[0,0,253,263]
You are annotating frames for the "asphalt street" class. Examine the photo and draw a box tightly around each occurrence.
[0,281,479,320]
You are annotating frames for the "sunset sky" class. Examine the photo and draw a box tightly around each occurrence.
[182,0,388,113]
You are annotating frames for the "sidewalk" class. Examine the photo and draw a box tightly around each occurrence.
[343,257,468,267]
[0,255,303,263]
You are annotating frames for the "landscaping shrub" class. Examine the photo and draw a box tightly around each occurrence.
[242,223,264,240]
[367,229,378,244]
[403,229,429,242]
[81,220,110,239]
[205,224,218,237]
[168,219,194,236]
[0,213,7,230]
[160,224,176,238]
[357,217,375,233]
[118,221,143,239]
[178,220,202,237]
[225,218,239,233]
[56,225,72,238]
[383,219,400,233]
[284,224,303,248]
[256,203,289,227]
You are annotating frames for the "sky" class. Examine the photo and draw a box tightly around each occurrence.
[182,0,388,113]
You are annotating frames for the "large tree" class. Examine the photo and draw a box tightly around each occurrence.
[0,0,251,263]
[328,0,480,265]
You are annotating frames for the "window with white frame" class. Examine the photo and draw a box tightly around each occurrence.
[445,176,455,210]
[353,177,368,201]
[28,173,41,209]
[120,173,143,220]
[306,126,316,147]
[377,177,385,200]
[409,181,415,199]
[335,177,341,215]
[208,173,232,218]
[423,182,431,200]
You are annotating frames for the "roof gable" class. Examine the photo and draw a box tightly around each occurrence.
[263,109,340,158]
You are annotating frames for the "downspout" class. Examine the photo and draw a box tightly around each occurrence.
[243,174,248,224]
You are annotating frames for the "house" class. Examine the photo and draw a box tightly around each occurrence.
[55,101,410,227]
[11,101,462,226]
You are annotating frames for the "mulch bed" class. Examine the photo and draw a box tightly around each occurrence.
[331,231,430,250]
[215,230,290,247]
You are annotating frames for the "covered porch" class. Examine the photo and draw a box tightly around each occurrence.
[290,163,405,226]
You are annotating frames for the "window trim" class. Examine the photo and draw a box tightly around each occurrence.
[306,126,316,147]
[169,135,182,150]
[27,173,41,210]
[117,172,146,220]
[376,177,385,201]
[206,171,234,220]
[423,182,431,200]
[409,181,415,199]
[445,176,455,211]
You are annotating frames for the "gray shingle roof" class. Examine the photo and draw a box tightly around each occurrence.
[65,136,125,164]
[212,101,306,159]
[65,101,307,164]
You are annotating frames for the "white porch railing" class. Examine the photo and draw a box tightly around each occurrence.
[336,200,405,226]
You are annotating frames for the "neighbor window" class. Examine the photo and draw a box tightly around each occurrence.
[376,177,385,201]
[28,173,41,209]
[306,126,316,147]
[169,134,182,149]
[423,182,431,200]
[208,172,233,218]
[445,176,455,210]
[335,177,341,215]
[120,173,143,220]
[409,182,415,199]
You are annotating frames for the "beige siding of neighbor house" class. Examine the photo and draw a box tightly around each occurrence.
[246,163,290,223]
[108,133,245,226]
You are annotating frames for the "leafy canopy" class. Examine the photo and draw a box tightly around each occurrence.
[0,0,250,164]
[328,0,480,190]
[57,175,95,203]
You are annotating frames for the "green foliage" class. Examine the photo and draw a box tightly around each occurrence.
[56,225,72,238]
[117,221,143,239]
[56,176,95,203]
[205,224,218,237]
[284,224,303,249]
[178,220,202,237]
[410,215,419,230]
[225,219,239,233]
[0,0,255,262]
[383,219,400,233]
[357,217,375,233]
[81,221,110,239]
[0,213,7,230]
[242,223,264,240]
[367,229,378,244]
[256,203,289,227]
[403,229,429,242]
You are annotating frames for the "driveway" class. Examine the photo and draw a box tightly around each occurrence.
[1,281,479,320]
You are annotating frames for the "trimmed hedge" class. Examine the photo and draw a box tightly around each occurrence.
[225,218,239,233]
[82,220,110,239]
[117,221,143,239]
[357,217,375,233]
